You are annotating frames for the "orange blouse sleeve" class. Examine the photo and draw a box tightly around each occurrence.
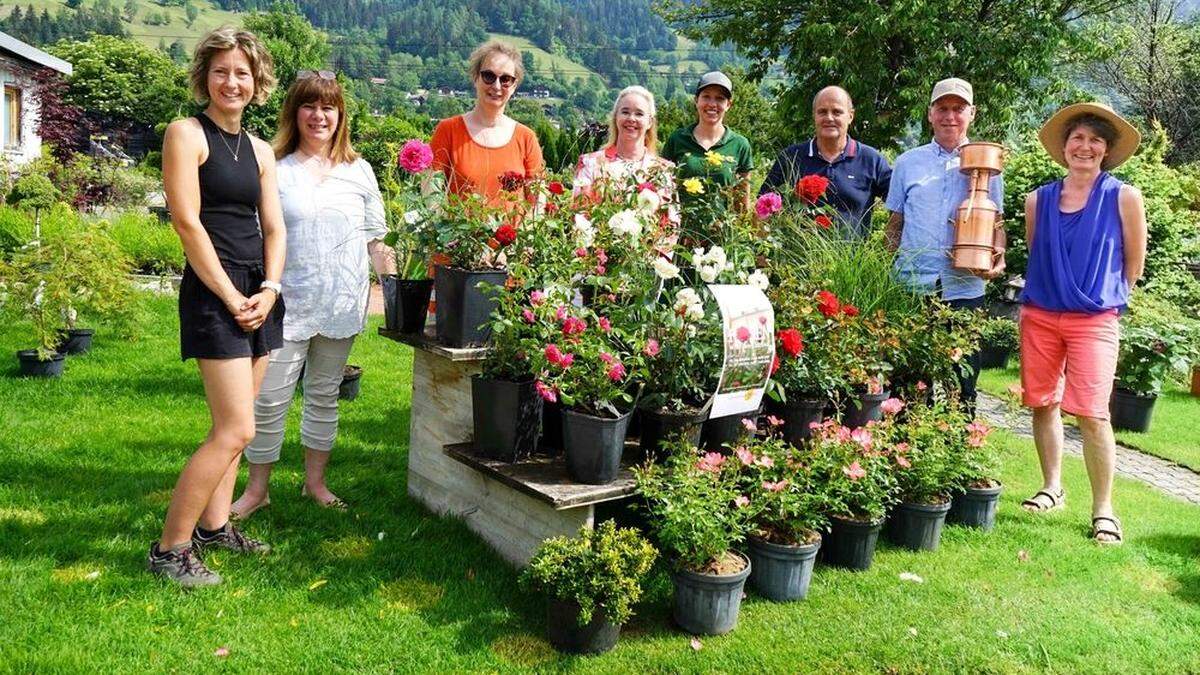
[518,124,545,179]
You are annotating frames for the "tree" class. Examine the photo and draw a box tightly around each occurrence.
[185,1,199,26]
[661,0,1129,145]
[123,0,137,21]
[49,35,189,128]
[240,4,333,137]
[1084,0,1200,163]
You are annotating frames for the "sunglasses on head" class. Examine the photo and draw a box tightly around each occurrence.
[479,69,517,88]
[297,69,336,81]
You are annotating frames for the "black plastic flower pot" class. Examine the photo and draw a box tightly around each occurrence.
[433,266,507,347]
[383,276,433,334]
[1109,386,1157,433]
[840,389,890,429]
[821,515,883,571]
[978,345,1010,370]
[539,401,564,456]
[338,365,362,401]
[947,483,1003,531]
[57,328,95,355]
[670,552,752,635]
[886,500,952,551]
[638,402,709,461]
[562,407,632,485]
[765,397,828,445]
[747,534,820,602]
[700,406,761,451]
[16,350,66,378]
[545,599,620,655]
[471,375,542,462]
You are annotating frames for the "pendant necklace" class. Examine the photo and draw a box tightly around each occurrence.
[218,126,244,162]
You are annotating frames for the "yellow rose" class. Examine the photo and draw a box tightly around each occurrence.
[683,177,705,195]
[704,150,725,167]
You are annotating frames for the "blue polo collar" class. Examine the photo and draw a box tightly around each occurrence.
[807,137,858,161]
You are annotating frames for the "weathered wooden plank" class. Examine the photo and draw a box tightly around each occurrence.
[379,326,487,362]
[444,444,638,510]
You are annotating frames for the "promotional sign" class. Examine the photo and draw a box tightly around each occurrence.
[708,284,775,419]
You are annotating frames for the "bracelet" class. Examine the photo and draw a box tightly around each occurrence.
[260,280,282,296]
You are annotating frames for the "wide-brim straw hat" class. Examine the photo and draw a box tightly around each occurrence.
[1038,102,1140,170]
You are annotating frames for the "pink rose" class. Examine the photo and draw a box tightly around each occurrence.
[735,445,754,465]
[754,192,783,219]
[397,139,433,173]
[606,362,627,382]
[522,309,535,323]
[734,495,750,508]
[851,427,873,451]
[530,290,546,306]
[762,479,789,493]
[843,461,866,481]
[598,317,612,333]
[535,380,557,403]
[555,306,567,321]
[697,452,726,473]
[562,316,587,336]
[544,343,564,366]
[754,455,775,468]
[741,418,757,433]
[575,247,588,258]
[766,415,784,427]
[599,352,614,364]
[559,353,575,368]
[643,339,660,357]
[880,398,905,415]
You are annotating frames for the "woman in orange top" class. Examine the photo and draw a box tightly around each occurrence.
[430,40,544,203]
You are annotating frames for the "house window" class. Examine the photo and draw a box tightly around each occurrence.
[4,86,22,149]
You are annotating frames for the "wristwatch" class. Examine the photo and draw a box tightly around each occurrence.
[260,280,282,296]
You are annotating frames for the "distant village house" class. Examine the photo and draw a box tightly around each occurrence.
[0,31,72,167]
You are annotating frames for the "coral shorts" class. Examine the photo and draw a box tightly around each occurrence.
[1019,304,1120,419]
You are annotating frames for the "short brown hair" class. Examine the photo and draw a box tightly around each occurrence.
[466,40,525,84]
[189,27,277,105]
[1063,113,1118,149]
[272,75,358,164]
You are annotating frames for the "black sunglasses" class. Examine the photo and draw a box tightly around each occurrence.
[479,69,517,88]
[297,69,336,81]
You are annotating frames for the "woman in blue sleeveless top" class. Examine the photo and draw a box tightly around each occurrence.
[149,28,285,587]
[1017,103,1147,546]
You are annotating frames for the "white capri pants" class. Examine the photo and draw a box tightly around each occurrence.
[244,334,355,464]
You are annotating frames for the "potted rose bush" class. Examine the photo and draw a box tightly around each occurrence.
[947,416,1001,530]
[381,139,444,335]
[734,418,832,601]
[883,399,963,551]
[635,438,753,635]
[1110,292,1200,431]
[808,419,898,570]
[533,303,643,484]
[521,521,657,655]
[978,316,1019,370]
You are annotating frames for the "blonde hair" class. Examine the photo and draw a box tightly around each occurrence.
[466,40,525,84]
[605,86,658,152]
[189,27,277,105]
[272,75,359,164]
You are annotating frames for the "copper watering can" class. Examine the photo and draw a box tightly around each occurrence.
[952,142,1007,272]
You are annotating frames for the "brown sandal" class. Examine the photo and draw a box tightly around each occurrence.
[1021,488,1065,512]
[1092,516,1123,545]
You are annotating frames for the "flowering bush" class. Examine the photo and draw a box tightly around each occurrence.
[635,437,752,572]
[884,399,965,505]
[531,302,643,418]
[381,138,445,278]
[732,418,832,544]
[435,192,525,271]
[807,419,898,521]
[979,316,1019,351]
[767,274,850,402]
[1116,291,1200,396]
[521,521,657,627]
[480,284,565,381]
[639,284,724,412]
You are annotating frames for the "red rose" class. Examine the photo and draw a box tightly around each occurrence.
[842,304,859,317]
[770,354,780,375]
[795,174,830,204]
[548,181,565,196]
[499,171,526,192]
[494,224,517,246]
[778,328,804,357]
[816,290,840,317]
[815,214,833,229]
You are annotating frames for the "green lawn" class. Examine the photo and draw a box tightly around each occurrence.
[978,361,1200,470]
[4,295,1200,671]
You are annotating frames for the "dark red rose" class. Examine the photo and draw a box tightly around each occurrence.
[842,304,859,317]
[494,224,517,246]
[816,290,840,317]
[815,214,833,229]
[499,171,526,192]
[796,174,830,204]
[548,181,565,196]
[778,328,804,357]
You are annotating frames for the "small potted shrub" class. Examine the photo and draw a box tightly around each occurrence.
[734,419,830,601]
[884,399,962,551]
[338,364,363,401]
[381,139,443,334]
[1111,293,1200,431]
[978,317,1018,369]
[833,307,896,429]
[533,304,642,485]
[947,418,1001,530]
[57,223,137,355]
[521,521,657,655]
[808,418,898,570]
[636,438,753,635]
[0,240,71,377]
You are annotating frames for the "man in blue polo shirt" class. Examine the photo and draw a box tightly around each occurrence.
[759,86,892,238]
[885,77,1006,414]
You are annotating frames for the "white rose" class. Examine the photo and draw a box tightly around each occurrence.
[675,288,700,306]
[608,209,643,240]
[698,264,720,283]
[748,269,769,290]
[636,188,661,214]
[573,213,595,247]
[707,246,727,270]
[652,257,680,280]
[403,210,421,225]
[685,304,705,321]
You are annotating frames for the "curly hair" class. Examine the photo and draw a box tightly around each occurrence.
[188,27,277,105]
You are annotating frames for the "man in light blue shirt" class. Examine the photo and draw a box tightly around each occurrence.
[885,77,1007,411]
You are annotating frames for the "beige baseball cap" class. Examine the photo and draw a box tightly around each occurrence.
[930,78,973,105]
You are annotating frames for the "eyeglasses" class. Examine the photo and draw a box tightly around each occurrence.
[297,69,336,81]
[478,70,517,89]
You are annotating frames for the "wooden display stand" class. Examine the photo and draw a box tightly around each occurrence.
[380,327,637,566]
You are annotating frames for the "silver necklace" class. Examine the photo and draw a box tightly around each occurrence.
[216,125,244,162]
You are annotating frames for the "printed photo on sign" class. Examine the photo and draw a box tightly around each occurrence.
[708,284,775,418]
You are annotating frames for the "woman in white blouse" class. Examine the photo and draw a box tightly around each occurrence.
[231,71,394,517]
[573,85,677,212]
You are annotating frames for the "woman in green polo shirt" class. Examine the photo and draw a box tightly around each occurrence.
[661,71,754,214]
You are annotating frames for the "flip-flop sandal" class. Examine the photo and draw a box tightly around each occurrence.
[229,497,270,521]
[1092,516,1123,545]
[302,485,349,511]
[1021,488,1065,512]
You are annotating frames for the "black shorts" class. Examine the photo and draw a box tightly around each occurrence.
[179,259,284,361]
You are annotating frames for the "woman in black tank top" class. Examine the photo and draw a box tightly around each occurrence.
[149,27,286,587]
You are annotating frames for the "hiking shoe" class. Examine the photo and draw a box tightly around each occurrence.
[147,543,222,588]
[192,522,271,555]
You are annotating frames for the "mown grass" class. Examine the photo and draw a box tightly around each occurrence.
[3,295,1200,672]
[978,361,1200,471]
